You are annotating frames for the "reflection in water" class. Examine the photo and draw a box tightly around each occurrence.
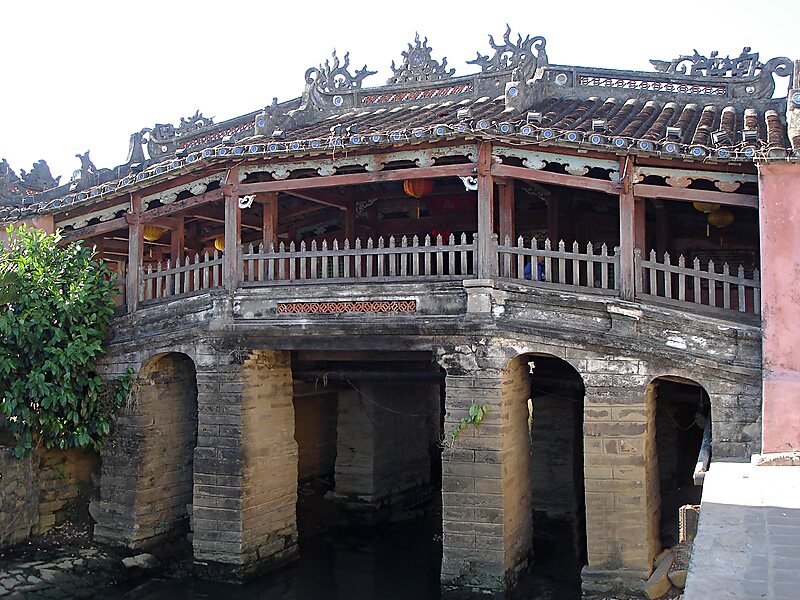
[98,518,442,600]
[98,516,579,600]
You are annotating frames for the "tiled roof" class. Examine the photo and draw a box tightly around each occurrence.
[1,32,797,220]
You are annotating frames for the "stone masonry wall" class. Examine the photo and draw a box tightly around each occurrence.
[35,448,97,536]
[0,445,97,550]
[334,382,434,518]
[93,352,197,548]
[581,356,658,582]
[240,350,298,570]
[0,448,37,548]
[193,349,298,580]
[530,392,581,519]
[293,391,337,484]
[500,356,533,579]
[438,342,532,592]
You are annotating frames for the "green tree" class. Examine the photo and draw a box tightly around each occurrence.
[0,225,129,457]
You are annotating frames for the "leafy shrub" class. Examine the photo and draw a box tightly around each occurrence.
[0,225,130,457]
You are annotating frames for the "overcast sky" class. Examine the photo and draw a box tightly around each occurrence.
[2,0,798,182]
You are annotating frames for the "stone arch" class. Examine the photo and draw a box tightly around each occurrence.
[93,351,198,548]
[646,374,710,550]
[508,351,588,592]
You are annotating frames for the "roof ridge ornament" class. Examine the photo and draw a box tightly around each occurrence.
[305,50,376,94]
[0,159,21,204]
[650,47,793,97]
[387,33,455,85]
[468,25,548,81]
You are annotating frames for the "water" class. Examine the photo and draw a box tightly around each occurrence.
[96,517,580,600]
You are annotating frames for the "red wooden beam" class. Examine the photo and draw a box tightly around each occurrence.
[59,216,129,241]
[491,163,618,195]
[139,188,225,222]
[633,183,758,208]
[235,163,475,195]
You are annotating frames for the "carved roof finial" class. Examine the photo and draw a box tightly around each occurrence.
[650,47,793,98]
[468,25,548,81]
[387,33,455,85]
[305,49,376,94]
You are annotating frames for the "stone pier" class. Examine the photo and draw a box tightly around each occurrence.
[334,381,437,522]
[439,349,532,592]
[193,349,299,581]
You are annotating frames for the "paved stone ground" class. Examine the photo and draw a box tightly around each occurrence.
[685,460,800,600]
[0,547,123,599]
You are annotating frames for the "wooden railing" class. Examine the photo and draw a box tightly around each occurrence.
[241,234,476,284]
[635,249,760,315]
[126,236,761,323]
[112,271,126,308]
[496,236,619,294]
[140,251,224,302]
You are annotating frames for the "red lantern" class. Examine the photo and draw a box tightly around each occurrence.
[403,179,433,199]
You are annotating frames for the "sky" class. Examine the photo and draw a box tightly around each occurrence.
[1,0,798,183]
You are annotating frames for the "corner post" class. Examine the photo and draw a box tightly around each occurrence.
[477,141,496,279]
[126,193,143,312]
[618,156,644,301]
[223,166,241,290]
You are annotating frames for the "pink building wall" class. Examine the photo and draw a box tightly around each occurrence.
[0,215,54,244]
[758,162,800,454]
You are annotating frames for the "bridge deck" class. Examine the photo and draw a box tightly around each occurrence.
[685,461,800,600]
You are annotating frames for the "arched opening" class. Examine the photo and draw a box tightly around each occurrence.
[526,355,587,597]
[133,352,198,544]
[650,376,710,548]
[289,351,444,598]
[501,353,586,598]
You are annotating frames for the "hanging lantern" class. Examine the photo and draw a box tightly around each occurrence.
[692,201,721,214]
[708,208,734,229]
[142,225,165,242]
[214,236,225,251]
[403,179,433,199]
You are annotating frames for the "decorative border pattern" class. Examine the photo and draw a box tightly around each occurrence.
[277,300,417,314]
[577,75,727,96]
[361,83,473,104]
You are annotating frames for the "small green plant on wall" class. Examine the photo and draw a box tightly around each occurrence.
[444,401,490,447]
[0,225,132,458]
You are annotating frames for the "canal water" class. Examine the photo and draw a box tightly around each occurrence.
[96,516,581,600]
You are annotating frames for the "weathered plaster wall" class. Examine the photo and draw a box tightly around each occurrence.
[758,161,800,454]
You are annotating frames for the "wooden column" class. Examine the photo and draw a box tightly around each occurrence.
[547,197,559,243]
[654,200,670,257]
[634,197,647,254]
[498,179,515,244]
[126,194,143,312]
[223,167,241,290]
[170,215,185,261]
[259,192,278,248]
[344,206,356,240]
[477,141,496,279]
[618,157,638,301]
